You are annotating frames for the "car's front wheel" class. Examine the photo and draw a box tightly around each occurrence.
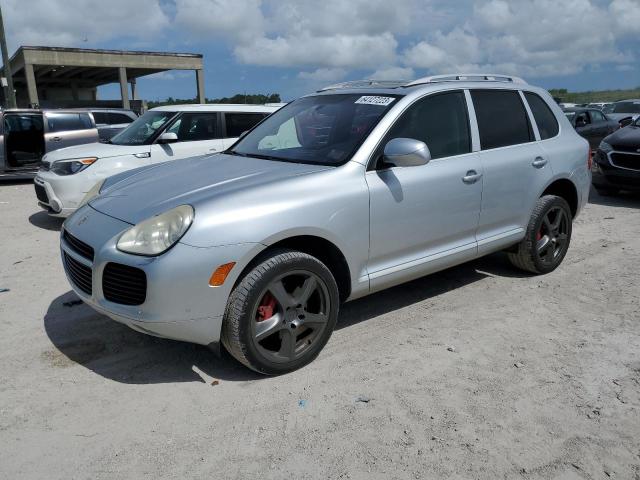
[508,195,573,274]
[221,249,339,375]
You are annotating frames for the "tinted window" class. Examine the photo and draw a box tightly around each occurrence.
[92,112,109,124]
[172,113,221,141]
[225,113,267,138]
[471,90,533,149]
[524,92,559,140]
[612,101,640,114]
[47,113,92,132]
[231,94,399,166]
[589,110,606,122]
[384,91,470,160]
[110,113,134,124]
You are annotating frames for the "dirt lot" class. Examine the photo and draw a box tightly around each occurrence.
[1,182,639,480]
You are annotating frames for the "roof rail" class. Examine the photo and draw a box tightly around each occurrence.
[318,79,408,92]
[405,74,527,87]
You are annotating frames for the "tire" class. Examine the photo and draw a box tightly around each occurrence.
[508,195,573,274]
[221,249,340,375]
[594,186,619,197]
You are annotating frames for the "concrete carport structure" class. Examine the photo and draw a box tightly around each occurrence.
[4,46,205,109]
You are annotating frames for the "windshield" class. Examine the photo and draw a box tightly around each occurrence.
[612,101,640,114]
[110,111,176,145]
[229,93,400,166]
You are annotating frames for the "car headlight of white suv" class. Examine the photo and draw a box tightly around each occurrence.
[50,157,97,176]
[117,205,195,256]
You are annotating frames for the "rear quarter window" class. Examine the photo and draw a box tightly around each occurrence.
[471,90,534,150]
[524,92,559,140]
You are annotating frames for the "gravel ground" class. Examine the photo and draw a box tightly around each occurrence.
[1,182,639,480]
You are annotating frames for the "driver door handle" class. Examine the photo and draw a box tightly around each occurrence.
[462,170,482,184]
[532,157,548,168]
[50,136,62,142]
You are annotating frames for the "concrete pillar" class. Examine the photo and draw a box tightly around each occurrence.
[24,63,39,107]
[118,66,130,110]
[195,69,205,104]
[71,81,79,101]
[130,77,137,101]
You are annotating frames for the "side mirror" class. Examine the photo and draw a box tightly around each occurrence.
[383,138,431,168]
[158,132,178,144]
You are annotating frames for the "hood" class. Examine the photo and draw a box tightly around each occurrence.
[605,124,640,149]
[90,153,332,224]
[44,142,150,163]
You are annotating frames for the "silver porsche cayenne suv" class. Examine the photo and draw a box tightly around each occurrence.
[60,74,591,374]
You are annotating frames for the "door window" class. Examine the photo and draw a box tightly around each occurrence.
[471,90,534,150]
[225,113,267,138]
[588,110,606,123]
[381,90,471,161]
[46,113,93,132]
[524,92,559,140]
[92,112,109,125]
[169,113,221,142]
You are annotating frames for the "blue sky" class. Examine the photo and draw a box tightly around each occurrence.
[4,0,640,102]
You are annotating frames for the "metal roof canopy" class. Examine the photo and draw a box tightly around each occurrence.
[4,46,205,108]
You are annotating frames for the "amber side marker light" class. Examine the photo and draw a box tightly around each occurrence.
[209,262,236,287]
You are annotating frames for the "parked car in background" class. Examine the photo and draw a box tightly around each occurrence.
[87,108,137,142]
[1,109,99,178]
[593,116,640,195]
[605,99,640,127]
[563,107,619,149]
[586,102,611,111]
[59,74,590,374]
[34,104,280,216]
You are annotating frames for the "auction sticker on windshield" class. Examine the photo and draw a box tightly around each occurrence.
[355,96,396,106]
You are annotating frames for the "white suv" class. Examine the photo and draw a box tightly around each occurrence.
[34,104,281,216]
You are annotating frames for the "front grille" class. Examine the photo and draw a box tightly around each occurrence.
[63,230,95,261]
[102,263,147,306]
[611,152,640,171]
[34,183,48,203]
[63,252,92,295]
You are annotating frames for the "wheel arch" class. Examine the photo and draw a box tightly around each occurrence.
[541,177,578,218]
[233,234,352,302]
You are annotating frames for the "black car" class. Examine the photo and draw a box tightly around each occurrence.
[592,117,640,195]
[564,107,619,149]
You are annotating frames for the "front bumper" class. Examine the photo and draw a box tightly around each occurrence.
[592,149,640,191]
[34,169,90,217]
[60,205,262,346]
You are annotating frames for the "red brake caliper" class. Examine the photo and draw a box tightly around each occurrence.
[536,229,542,241]
[257,292,277,322]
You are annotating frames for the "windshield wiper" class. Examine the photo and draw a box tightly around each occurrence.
[226,150,284,161]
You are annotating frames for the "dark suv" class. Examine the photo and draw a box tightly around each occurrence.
[593,117,640,195]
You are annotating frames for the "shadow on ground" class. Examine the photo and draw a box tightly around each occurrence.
[588,187,640,208]
[29,211,64,231]
[44,252,525,384]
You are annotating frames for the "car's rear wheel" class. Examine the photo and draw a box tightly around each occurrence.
[508,195,572,274]
[221,249,339,375]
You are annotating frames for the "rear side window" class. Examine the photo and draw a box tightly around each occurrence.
[110,113,134,124]
[524,92,559,140]
[471,90,533,149]
[225,113,267,138]
[92,112,109,124]
[383,90,471,160]
[47,113,93,132]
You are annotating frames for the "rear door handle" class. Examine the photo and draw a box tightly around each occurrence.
[50,136,62,142]
[532,157,547,168]
[462,170,482,184]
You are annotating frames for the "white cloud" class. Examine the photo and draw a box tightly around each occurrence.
[298,68,347,82]
[2,0,169,51]
[370,66,415,80]
[234,32,398,69]
[609,0,640,35]
[174,0,265,43]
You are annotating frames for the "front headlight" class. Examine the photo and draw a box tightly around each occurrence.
[598,141,613,153]
[78,179,105,208]
[50,157,97,176]
[117,205,194,256]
